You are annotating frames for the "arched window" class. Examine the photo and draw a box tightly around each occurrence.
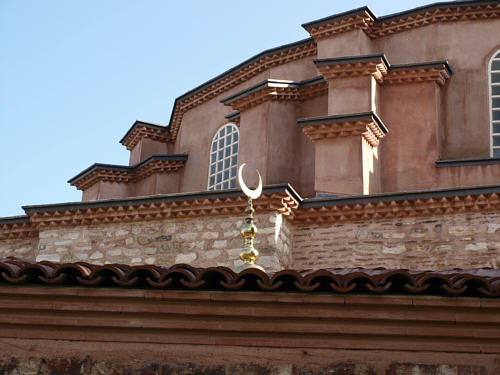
[490,50,500,157]
[208,124,239,190]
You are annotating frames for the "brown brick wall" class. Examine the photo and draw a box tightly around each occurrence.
[292,212,500,270]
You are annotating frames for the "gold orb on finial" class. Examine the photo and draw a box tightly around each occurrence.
[234,163,265,273]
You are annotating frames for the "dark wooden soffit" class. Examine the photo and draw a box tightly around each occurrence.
[1,257,499,298]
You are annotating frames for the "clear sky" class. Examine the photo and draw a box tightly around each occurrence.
[0,0,444,217]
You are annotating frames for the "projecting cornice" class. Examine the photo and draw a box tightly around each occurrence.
[220,77,327,112]
[224,111,241,126]
[68,154,188,191]
[386,61,453,86]
[22,185,300,229]
[298,112,388,147]
[0,216,37,240]
[120,120,172,151]
[302,6,376,41]
[2,184,498,236]
[315,56,452,86]
[303,1,500,40]
[139,1,495,146]
[295,185,500,226]
[315,54,389,83]
[165,38,317,140]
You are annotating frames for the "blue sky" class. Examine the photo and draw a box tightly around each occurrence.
[0,0,443,217]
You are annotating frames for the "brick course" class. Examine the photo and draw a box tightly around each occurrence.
[293,212,500,270]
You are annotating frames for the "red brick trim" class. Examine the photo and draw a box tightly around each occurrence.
[294,191,500,226]
[70,158,186,191]
[25,191,297,229]
[121,124,172,151]
[168,41,317,140]
[0,220,38,240]
[4,185,499,234]
[368,2,500,39]
[315,55,388,83]
[386,63,452,87]
[315,57,451,87]
[304,11,374,41]
[298,112,387,147]
[303,2,500,40]
[221,78,327,112]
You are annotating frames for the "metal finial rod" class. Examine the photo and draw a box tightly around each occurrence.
[234,164,264,273]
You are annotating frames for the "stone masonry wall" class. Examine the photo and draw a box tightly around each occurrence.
[2,211,500,272]
[293,212,500,270]
[0,238,38,260]
[34,212,289,272]
[0,356,492,375]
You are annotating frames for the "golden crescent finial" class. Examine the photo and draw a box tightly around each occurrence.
[238,163,262,200]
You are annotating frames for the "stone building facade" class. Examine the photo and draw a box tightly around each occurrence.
[1,0,500,273]
[1,1,500,374]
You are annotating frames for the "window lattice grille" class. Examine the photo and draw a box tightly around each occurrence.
[491,51,500,157]
[208,124,239,190]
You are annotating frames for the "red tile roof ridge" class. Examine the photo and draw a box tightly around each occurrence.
[0,257,499,298]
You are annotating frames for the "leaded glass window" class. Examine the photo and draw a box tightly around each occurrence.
[208,124,239,190]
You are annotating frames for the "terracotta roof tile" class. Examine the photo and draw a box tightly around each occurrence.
[1,257,499,297]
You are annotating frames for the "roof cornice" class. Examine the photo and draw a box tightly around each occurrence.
[68,154,188,191]
[296,184,500,226]
[129,1,497,148]
[164,38,317,141]
[303,1,500,40]
[315,55,452,86]
[302,6,376,40]
[22,184,300,229]
[119,120,172,151]
[0,184,497,235]
[0,215,37,240]
[224,111,241,126]
[220,77,327,112]
[298,112,388,147]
